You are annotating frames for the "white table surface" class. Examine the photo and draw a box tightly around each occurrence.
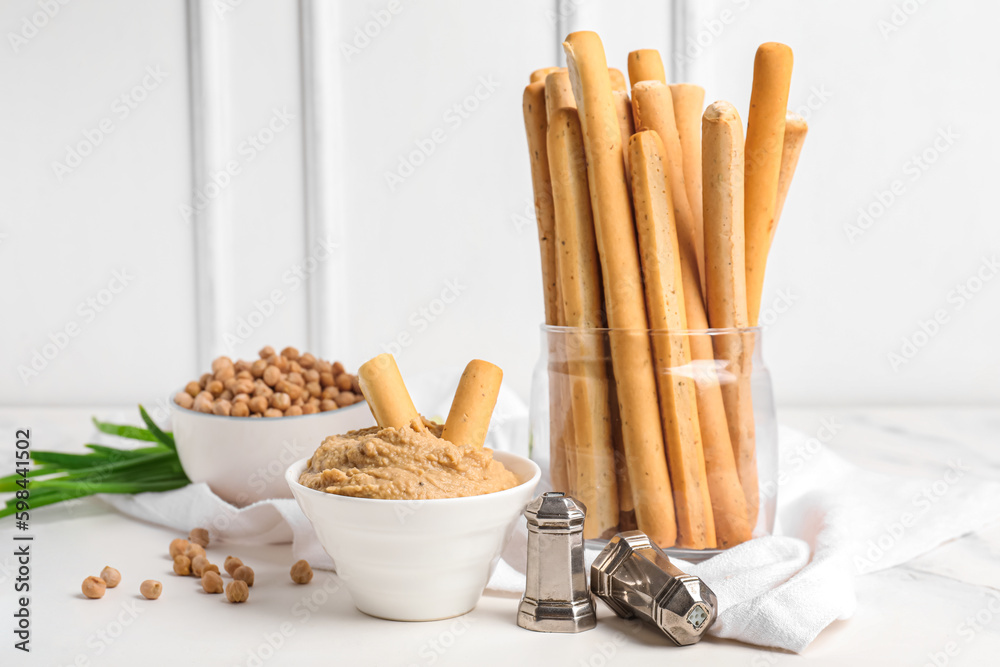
[2,406,999,666]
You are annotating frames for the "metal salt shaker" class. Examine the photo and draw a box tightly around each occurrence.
[516,492,596,633]
[591,531,718,645]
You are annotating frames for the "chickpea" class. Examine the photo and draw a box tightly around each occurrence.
[186,543,206,560]
[174,391,194,409]
[258,345,275,359]
[224,377,239,393]
[306,397,321,407]
[290,560,313,584]
[202,570,224,594]
[253,382,273,398]
[82,576,106,599]
[224,556,243,577]
[212,356,234,373]
[100,566,121,588]
[263,365,281,387]
[191,555,210,577]
[233,565,255,587]
[315,360,332,374]
[206,380,224,397]
[234,379,254,395]
[271,392,292,411]
[212,400,232,416]
[320,399,338,412]
[169,538,190,559]
[232,402,250,417]
[234,359,250,373]
[250,359,268,378]
[226,580,249,603]
[220,389,234,402]
[303,369,320,383]
[305,382,322,398]
[298,353,316,369]
[265,406,283,418]
[302,404,319,415]
[203,563,220,576]
[236,369,253,381]
[214,365,235,383]
[335,374,353,391]
[289,360,303,374]
[292,395,305,407]
[199,373,213,388]
[185,381,202,398]
[140,580,162,600]
[351,376,361,395]
[321,386,340,401]
[281,346,300,360]
[332,361,345,376]
[269,355,289,373]
[249,396,269,415]
[189,527,210,548]
[173,555,192,576]
[275,380,301,401]
[334,391,357,407]
[287,372,305,388]
[285,406,303,417]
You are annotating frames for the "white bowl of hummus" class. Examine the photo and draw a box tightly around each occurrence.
[172,397,375,506]
[286,424,540,622]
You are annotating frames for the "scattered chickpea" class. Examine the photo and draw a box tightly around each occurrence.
[191,555,210,577]
[100,566,121,588]
[224,556,243,577]
[186,543,207,560]
[233,565,255,587]
[169,538,190,559]
[226,580,249,603]
[189,527,210,547]
[290,560,313,584]
[202,571,224,594]
[82,576,106,599]
[140,580,162,600]
[173,555,192,576]
[203,563,220,576]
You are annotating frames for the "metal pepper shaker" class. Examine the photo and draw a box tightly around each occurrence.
[591,531,717,645]
[516,492,596,633]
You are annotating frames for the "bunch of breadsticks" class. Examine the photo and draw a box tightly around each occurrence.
[523,33,806,547]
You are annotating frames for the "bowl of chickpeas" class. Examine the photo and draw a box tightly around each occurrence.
[171,346,374,506]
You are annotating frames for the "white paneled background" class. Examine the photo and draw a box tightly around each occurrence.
[2,0,997,407]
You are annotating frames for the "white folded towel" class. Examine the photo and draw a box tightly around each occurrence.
[102,374,1000,652]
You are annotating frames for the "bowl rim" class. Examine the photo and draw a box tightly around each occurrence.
[285,450,541,507]
[170,393,370,423]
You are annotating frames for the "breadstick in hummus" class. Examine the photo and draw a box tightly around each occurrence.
[564,30,676,546]
[703,100,759,527]
[631,81,704,290]
[523,82,569,490]
[544,70,576,120]
[772,111,808,241]
[626,49,666,87]
[670,84,706,254]
[442,360,503,447]
[357,354,419,429]
[744,42,793,326]
[629,130,715,549]
[548,106,620,539]
[608,67,627,92]
[530,66,562,83]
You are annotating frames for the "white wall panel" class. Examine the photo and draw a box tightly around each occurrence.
[0,0,196,406]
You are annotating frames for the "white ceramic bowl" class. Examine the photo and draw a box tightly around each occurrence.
[286,451,540,621]
[172,397,375,506]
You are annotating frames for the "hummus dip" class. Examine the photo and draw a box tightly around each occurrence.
[298,418,518,499]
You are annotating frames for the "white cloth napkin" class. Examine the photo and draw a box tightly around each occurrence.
[102,374,1000,653]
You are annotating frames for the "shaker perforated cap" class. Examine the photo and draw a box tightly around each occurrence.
[516,492,596,633]
[591,531,717,645]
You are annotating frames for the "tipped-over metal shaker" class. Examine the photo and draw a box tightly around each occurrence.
[516,492,596,633]
[591,531,718,645]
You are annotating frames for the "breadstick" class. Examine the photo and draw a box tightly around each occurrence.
[772,111,808,241]
[629,130,715,550]
[548,106,620,538]
[670,84,706,259]
[563,30,677,546]
[613,90,635,186]
[626,49,666,87]
[744,42,793,326]
[544,70,575,120]
[357,354,419,429]
[442,360,503,447]
[607,377,634,515]
[530,66,561,84]
[703,101,759,527]
[608,67,627,92]
[631,81,704,291]
[523,82,569,491]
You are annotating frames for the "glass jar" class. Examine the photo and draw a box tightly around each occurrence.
[529,326,777,559]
